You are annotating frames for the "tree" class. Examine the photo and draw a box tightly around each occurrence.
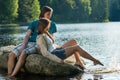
[72,0,91,22]
[42,0,91,23]
[0,0,18,23]
[109,0,120,21]
[50,0,75,22]
[31,0,41,21]
[39,0,52,8]
[18,0,40,22]
[90,0,109,22]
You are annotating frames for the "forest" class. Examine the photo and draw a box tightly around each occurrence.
[0,0,120,24]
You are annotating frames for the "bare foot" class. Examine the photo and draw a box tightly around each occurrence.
[74,64,85,70]
[94,60,104,66]
[7,75,16,79]
[6,73,11,77]
[75,61,85,69]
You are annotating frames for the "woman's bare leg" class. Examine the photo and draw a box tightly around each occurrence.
[64,45,103,66]
[10,51,27,77]
[74,52,85,69]
[61,39,85,67]
[8,52,17,76]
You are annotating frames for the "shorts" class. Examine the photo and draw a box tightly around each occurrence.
[12,42,39,57]
[51,48,66,60]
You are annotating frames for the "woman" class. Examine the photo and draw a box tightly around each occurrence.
[37,6,86,69]
[7,6,57,78]
[36,18,104,70]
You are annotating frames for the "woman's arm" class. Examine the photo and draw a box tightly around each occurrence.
[36,35,62,63]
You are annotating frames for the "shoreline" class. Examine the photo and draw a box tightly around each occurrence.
[0,22,29,27]
[1,21,120,27]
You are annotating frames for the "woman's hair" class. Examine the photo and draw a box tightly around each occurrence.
[37,18,50,34]
[39,6,53,19]
[37,18,54,43]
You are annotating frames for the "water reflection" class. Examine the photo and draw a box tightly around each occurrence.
[0,68,83,80]
[0,26,26,34]
[0,26,26,47]
[86,74,103,80]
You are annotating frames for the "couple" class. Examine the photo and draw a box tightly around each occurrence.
[7,6,103,78]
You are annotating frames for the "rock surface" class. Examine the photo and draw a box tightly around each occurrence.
[0,45,83,76]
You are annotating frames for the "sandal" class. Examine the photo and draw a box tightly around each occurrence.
[74,64,85,70]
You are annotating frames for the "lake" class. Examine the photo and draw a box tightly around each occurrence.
[0,22,120,80]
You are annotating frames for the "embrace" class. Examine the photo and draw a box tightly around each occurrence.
[7,6,103,78]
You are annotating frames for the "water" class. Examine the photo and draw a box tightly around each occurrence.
[0,22,120,80]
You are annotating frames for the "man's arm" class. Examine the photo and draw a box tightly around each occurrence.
[19,29,32,53]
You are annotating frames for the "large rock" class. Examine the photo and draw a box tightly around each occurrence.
[0,45,83,76]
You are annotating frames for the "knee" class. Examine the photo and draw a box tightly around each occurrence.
[9,52,17,59]
[70,39,78,45]
[74,45,80,51]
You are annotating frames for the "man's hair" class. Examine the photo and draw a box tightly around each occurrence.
[39,6,53,18]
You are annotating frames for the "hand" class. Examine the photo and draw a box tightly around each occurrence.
[18,47,25,54]
[61,60,64,64]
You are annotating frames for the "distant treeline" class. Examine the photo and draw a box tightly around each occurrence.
[0,0,120,24]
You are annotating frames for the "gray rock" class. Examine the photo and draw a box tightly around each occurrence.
[0,52,83,76]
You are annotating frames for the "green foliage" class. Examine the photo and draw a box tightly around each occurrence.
[42,0,91,23]
[31,0,41,21]
[103,19,109,22]
[50,0,75,22]
[109,0,120,21]
[0,0,120,23]
[0,0,18,23]
[18,0,40,22]
[72,0,91,22]
[90,0,109,22]
[39,0,52,8]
